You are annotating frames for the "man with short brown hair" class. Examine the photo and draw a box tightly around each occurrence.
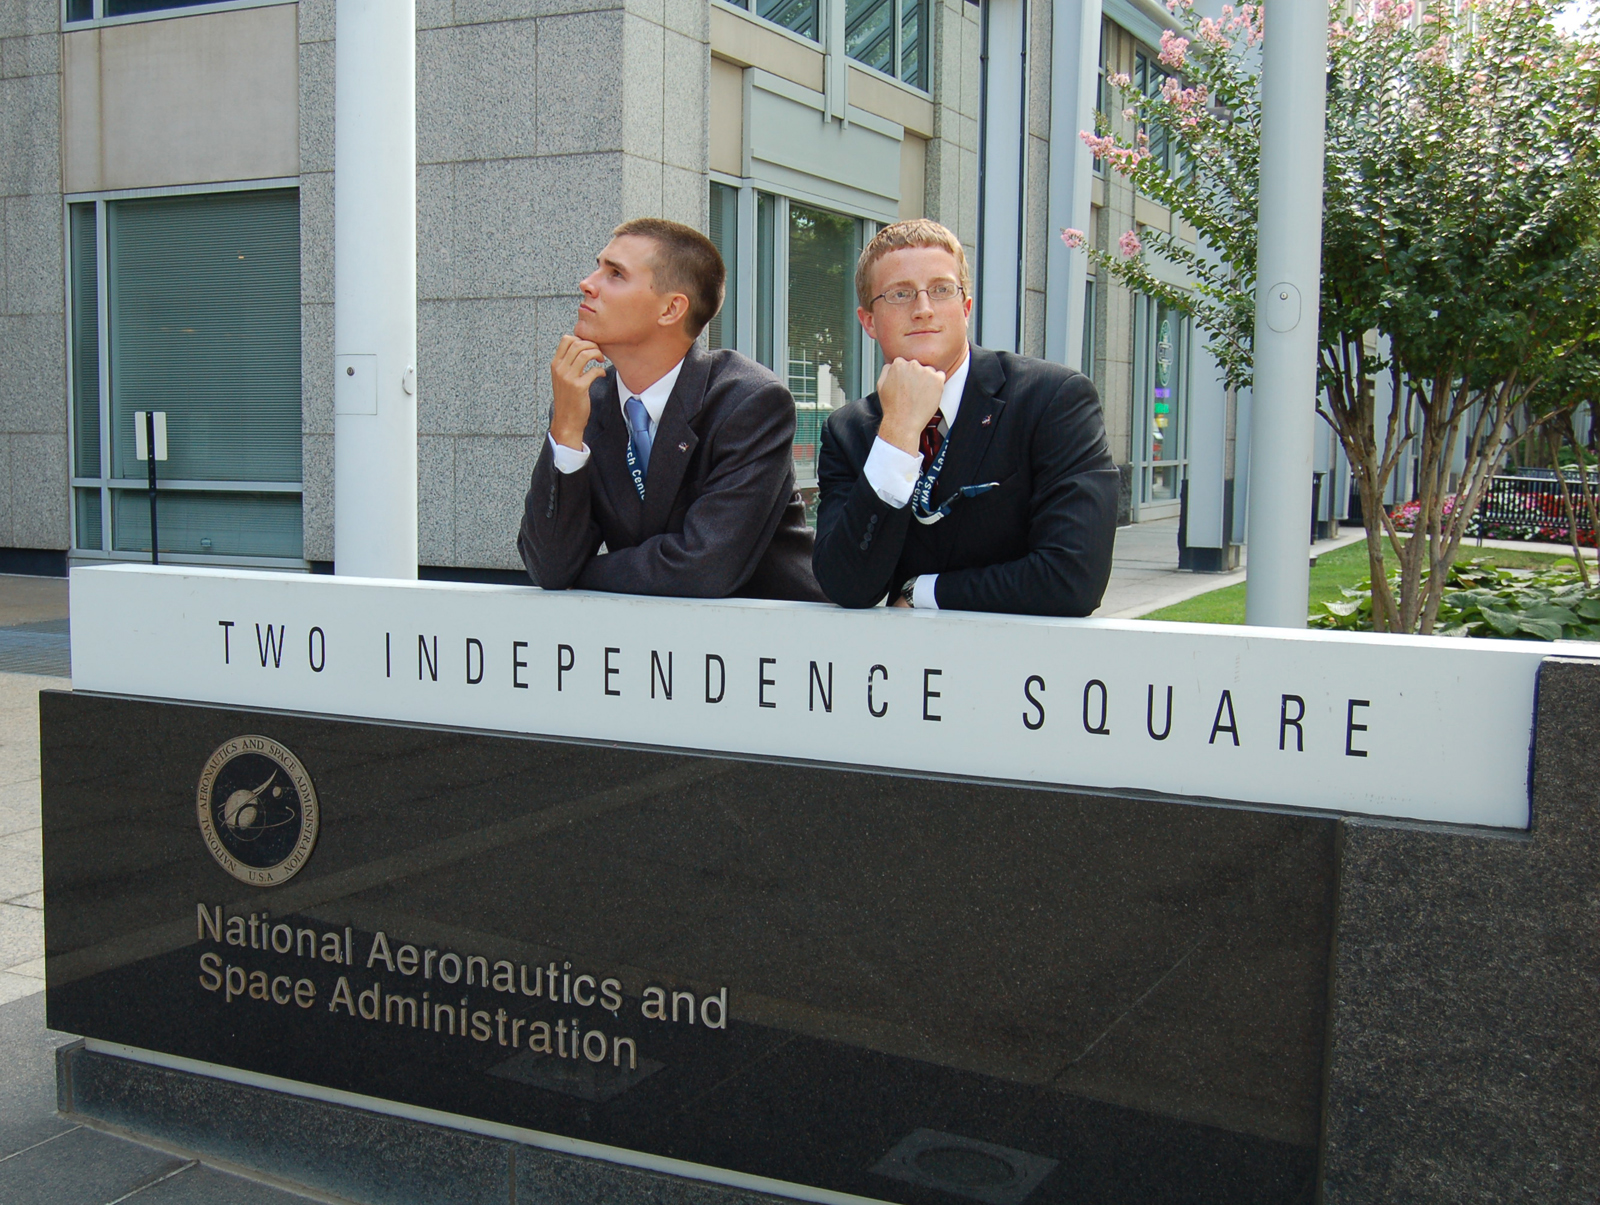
[812,218,1118,615]
[519,219,823,600]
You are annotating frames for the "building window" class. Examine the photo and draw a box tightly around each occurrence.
[846,0,927,89]
[719,0,926,90]
[69,188,303,563]
[66,0,242,21]
[721,0,820,42]
[708,182,740,351]
[1081,277,1097,384]
[711,182,878,494]
[786,202,864,489]
[1133,50,1173,174]
[1133,293,1190,513]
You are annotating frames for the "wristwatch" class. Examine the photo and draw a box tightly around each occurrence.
[899,578,917,607]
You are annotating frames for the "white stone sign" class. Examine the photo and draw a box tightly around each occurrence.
[70,564,1576,829]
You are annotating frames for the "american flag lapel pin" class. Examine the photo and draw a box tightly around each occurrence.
[980,414,992,427]
[678,441,689,452]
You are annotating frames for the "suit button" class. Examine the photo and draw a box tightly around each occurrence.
[858,539,869,551]
[868,514,878,527]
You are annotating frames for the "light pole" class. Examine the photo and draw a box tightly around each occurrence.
[333,0,418,580]
[1243,0,1329,627]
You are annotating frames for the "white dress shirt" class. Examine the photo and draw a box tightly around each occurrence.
[548,357,687,474]
[860,351,972,609]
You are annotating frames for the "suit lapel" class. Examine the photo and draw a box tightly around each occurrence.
[639,344,707,535]
[933,344,1006,506]
[587,371,644,538]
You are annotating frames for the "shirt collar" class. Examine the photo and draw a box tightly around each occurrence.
[938,348,972,428]
[617,356,686,427]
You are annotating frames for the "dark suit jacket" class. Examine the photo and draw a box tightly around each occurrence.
[519,342,825,601]
[812,344,1119,615]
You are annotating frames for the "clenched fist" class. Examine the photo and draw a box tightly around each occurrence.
[876,357,947,457]
[549,335,608,451]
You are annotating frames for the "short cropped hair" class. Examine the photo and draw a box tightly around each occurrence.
[612,218,726,338]
[854,219,973,309]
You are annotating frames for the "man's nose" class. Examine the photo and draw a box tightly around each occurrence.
[579,271,600,297]
[910,290,936,318]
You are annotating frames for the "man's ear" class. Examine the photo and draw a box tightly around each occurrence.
[856,306,877,340]
[658,292,692,328]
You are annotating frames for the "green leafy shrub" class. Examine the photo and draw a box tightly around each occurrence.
[1312,559,1600,641]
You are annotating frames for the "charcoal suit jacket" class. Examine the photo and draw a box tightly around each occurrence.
[811,344,1119,616]
[518,342,826,601]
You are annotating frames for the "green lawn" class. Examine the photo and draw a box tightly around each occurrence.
[1139,537,1579,625]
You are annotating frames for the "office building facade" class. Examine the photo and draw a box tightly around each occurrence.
[1,0,1271,578]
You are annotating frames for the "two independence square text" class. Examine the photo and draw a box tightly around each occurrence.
[218,619,1378,757]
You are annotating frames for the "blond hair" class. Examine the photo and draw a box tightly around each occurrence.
[854,219,972,309]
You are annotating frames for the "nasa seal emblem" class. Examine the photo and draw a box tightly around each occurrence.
[196,735,319,886]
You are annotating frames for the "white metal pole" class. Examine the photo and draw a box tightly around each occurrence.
[1243,0,1327,626]
[333,0,418,579]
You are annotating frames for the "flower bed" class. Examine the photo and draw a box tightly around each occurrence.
[1388,488,1597,548]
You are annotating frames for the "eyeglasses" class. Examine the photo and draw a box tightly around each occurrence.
[869,281,966,308]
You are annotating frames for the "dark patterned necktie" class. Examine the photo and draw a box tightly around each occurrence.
[919,413,944,473]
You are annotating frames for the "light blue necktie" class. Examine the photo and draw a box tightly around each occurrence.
[624,396,653,477]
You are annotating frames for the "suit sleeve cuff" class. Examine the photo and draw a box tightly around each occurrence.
[912,574,940,610]
[863,437,919,508]
[548,433,591,474]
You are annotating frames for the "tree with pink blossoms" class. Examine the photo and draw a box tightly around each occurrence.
[1064,0,1600,633]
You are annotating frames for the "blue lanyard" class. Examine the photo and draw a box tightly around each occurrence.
[909,420,998,525]
[624,434,647,502]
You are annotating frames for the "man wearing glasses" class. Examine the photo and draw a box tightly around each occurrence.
[812,219,1119,615]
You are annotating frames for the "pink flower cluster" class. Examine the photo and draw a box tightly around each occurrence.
[1159,29,1190,69]
[1366,0,1415,28]
[1060,228,1088,250]
[1080,130,1154,172]
[1413,39,1450,66]
[1119,230,1144,258]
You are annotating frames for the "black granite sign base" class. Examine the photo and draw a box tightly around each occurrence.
[42,691,1337,1205]
[1320,656,1600,1203]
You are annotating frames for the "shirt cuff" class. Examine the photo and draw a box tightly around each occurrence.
[548,433,591,475]
[863,436,920,509]
[912,574,940,610]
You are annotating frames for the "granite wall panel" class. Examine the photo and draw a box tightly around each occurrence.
[418,19,541,164]
[453,434,538,566]
[1321,655,1600,1203]
[536,10,627,156]
[9,432,67,548]
[419,297,544,437]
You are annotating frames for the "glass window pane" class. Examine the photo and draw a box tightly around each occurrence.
[70,203,100,479]
[1081,278,1097,383]
[787,204,861,488]
[103,0,222,15]
[74,488,102,551]
[756,193,778,370]
[112,490,304,559]
[708,183,738,351]
[901,0,927,89]
[756,0,817,41]
[847,0,894,74]
[66,0,92,21]
[108,189,302,485]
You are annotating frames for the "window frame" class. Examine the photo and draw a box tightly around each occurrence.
[64,177,308,570]
[63,0,291,29]
[710,174,882,492]
[710,0,931,96]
